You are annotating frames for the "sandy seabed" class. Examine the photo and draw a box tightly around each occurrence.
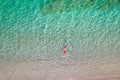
[0,60,120,80]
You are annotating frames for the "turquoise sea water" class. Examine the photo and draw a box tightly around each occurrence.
[0,0,120,62]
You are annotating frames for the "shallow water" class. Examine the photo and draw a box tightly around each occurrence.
[0,0,120,80]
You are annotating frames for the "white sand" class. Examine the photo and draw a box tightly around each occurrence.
[0,60,120,80]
